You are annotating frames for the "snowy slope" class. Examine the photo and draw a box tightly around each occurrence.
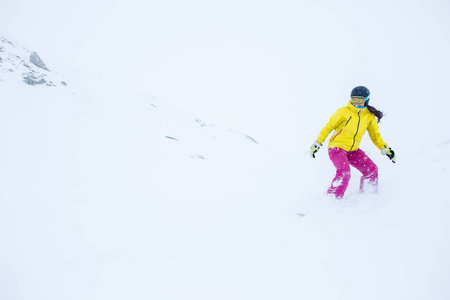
[0,37,66,87]
[1,37,449,300]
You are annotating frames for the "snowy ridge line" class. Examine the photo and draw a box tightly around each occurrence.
[0,36,66,87]
[142,93,259,145]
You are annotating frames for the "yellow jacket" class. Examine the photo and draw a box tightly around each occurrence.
[317,101,388,152]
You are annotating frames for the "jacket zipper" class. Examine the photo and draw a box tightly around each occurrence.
[344,116,352,126]
[350,112,361,151]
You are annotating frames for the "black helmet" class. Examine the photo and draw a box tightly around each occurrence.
[351,86,370,105]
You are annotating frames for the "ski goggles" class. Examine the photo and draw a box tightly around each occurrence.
[350,96,368,105]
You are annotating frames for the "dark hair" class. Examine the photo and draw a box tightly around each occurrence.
[367,105,384,123]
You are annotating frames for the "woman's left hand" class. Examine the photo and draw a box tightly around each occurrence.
[382,147,396,163]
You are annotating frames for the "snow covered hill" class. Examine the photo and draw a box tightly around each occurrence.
[0,37,449,300]
[0,37,66,87]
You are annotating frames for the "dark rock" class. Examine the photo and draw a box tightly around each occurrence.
[245,135,258,144]
[165,136,179,141]
[30,52,49,71]
[195,118,207,126]
[23,73,47,85]
[1,38,14,46]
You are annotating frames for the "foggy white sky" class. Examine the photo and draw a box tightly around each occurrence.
[1,0,450,149]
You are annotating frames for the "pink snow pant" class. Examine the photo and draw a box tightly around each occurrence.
[327,147,378,198]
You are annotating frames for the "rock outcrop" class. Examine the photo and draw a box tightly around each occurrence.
[30,51,49,71]
[0,36,66,87]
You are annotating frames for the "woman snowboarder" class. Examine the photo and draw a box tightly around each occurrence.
[310,86,396,199]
